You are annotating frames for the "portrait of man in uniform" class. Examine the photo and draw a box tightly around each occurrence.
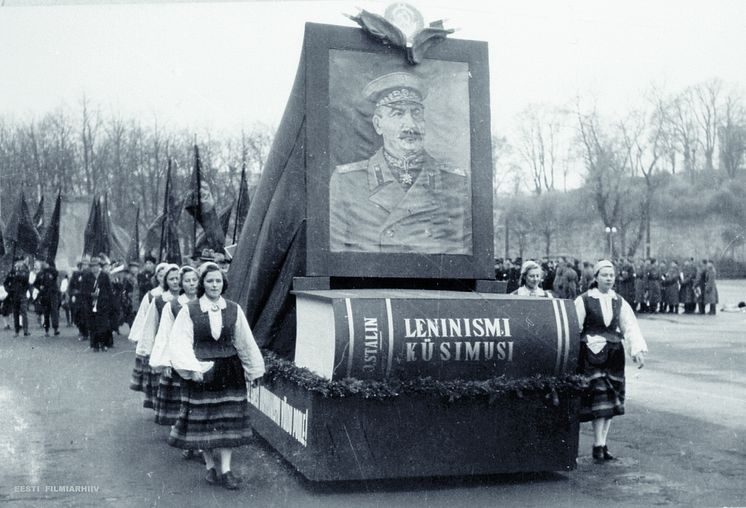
[329,62,473,255]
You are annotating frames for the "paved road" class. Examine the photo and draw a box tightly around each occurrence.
[1,281,745,507]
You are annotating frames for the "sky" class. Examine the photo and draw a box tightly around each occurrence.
[1,0,745,139]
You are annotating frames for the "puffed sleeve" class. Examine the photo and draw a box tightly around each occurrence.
[573,296,586,332]
[134,300,160,356]
[149,304,175,370]
[232,306,266,382]
[619,299,648,357]
[128,294,151,343]
[169,306,214,381]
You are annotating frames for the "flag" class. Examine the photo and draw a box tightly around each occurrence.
[185,144,226,253]
[38,191,61,264]
[233,164,250,244]
[83,194,110,257]
[126,206,140,264]
[158,159,182,264]
[33,195,45,231]
[196,202,232,252]
[5,192,41,255]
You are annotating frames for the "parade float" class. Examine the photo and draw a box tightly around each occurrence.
[229,5,582,481]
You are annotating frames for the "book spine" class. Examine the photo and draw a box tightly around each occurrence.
[331,297,578,381]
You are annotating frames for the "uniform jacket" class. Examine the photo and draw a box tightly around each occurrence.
[329,148,471,254]
[704,266,718,305]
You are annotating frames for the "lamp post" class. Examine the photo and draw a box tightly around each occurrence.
[605,226,618,257]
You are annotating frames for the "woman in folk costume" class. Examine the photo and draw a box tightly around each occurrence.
[511,260,553,297]
[149,266,199,426]
[129,262,170,393]
[574,259,647,463]
[168,263,265,490]
[134,264,181,409]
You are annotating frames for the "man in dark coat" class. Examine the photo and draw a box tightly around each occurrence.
[34,260,61,336]
[121,261,140,327]
[646,258,662,313]
[696,260,707,314]
[704,260,718,315]
[679,258,697,314]
[137,255,156,303]
[4,258,31,337]
[70,259,91,341]
[88,256,116,351]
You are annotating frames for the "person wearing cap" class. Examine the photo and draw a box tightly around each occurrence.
[121,261,140,326]
[88,256,116,352]
[34,260,61,337]
[137,255,157,301]
[4,258,31,337]
[511,261,552,297]
[330,71,471,254]
[167,262,265,490]
[574,259,647,463]
[70,257,94,341]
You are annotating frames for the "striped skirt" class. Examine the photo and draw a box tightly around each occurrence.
[578,341,626,422]
[154,370,183,426]
[168,355,252,450]
[129,354,149,392]
[142,368,160,410]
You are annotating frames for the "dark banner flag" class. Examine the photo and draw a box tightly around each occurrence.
[233,164,250,244]
[185,145,227,254]
[158,159,182,264]
[33,195,45,232]
[38,191,62,265]
[83,194,111,257]
[196,203,232,252]
[6,192,41,256]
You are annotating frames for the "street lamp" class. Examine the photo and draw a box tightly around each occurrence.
[605,226,618,257]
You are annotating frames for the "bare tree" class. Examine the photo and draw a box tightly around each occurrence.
[718,92,746,178]
[689,79,722,172]
[516,104,569,195]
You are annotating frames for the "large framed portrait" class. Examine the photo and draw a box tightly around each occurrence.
[305,23,493,279]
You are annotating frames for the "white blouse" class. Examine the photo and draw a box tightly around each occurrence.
[513,286,553,298]
[573,288,648,357]
[128,286,163,343]
[149,294,194,370]
[135,291,176,357]
[169,296,266,383]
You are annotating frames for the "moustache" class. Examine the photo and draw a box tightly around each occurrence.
[399,129,423,139]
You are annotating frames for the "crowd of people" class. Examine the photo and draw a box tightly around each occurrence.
[0,248,265,491]
[0,249,233,349]
[496,256,720,314]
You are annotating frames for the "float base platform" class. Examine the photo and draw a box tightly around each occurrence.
[247,377,580,481]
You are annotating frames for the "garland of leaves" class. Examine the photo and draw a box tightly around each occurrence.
[262,351,587,403]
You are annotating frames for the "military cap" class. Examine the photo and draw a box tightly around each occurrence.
[128,260,140,268]
[89,256,102,266]
[363,72,427,108]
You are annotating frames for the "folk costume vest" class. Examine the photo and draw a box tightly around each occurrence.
[188,300,238,361]
[580,293,623,343]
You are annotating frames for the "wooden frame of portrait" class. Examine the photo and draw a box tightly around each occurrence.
[304,23,494,280]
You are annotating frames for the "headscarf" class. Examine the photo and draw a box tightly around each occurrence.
[593,259,615,277]
[520,260,542,278]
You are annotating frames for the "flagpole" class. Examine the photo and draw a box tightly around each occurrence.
[158,159,171,263]
[193,142,202,257]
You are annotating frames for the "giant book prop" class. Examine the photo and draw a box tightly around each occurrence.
[294,290,578,381]
[232,21,581,480]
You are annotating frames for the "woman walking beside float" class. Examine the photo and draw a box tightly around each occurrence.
[168,262,265,490]
[574,259,647,462]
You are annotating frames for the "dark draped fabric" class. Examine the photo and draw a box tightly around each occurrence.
[227,51,306,358]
